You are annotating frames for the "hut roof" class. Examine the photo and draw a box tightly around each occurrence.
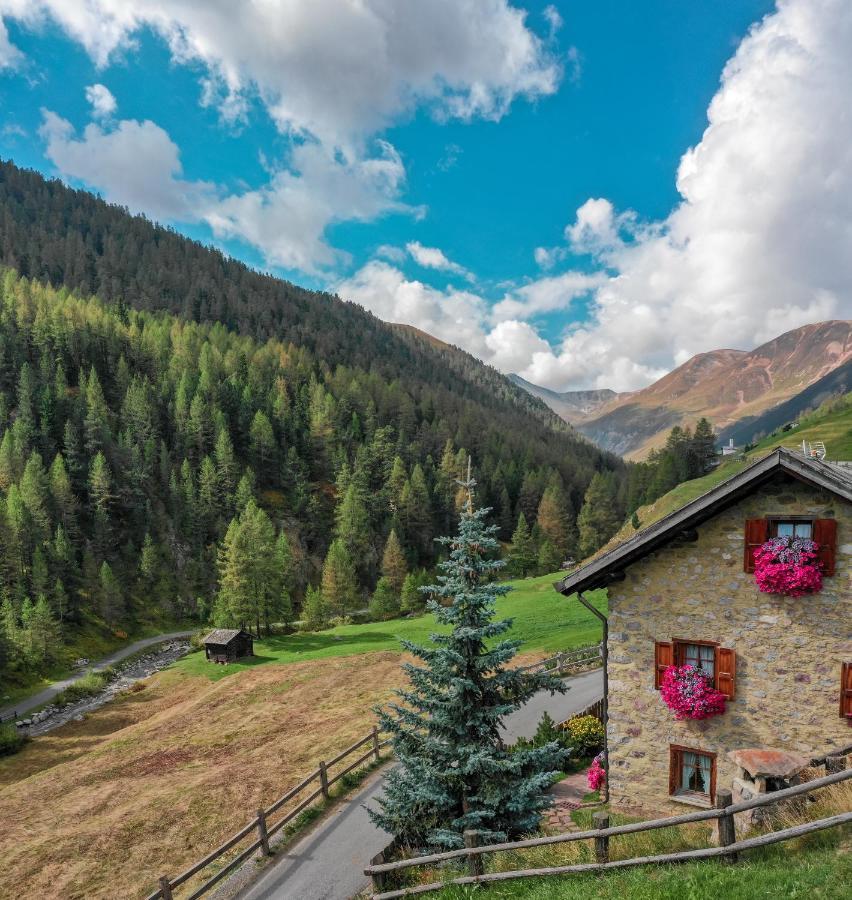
[202,628,248,646]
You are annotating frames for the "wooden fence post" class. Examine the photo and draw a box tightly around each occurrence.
[372,725,381,762]
[715,788,737,864]
[368,848,388,893]
[256,808,271,857]
[158,876,173,900]
[826,755,847,774]
[593,812,609,864]
[463,830,484,877]
[319,761,329,799]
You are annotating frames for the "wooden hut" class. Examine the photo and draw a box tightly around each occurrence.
[202,628,254,663]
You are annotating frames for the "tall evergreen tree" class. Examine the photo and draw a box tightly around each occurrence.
[371,478,566,849]
[381,529,408,594]
[577,472,622,558]
[508,512,536,577]
[320,538,359,617]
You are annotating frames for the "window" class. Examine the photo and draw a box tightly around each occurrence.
[669,745,716,803]
[770,519,813,539]
[842,663,852,719]
[654,640,736,699]
[744,518,837,575]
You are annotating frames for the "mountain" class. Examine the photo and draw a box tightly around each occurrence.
[507,375,617,423]
[0,160,627,689]
[570,322,852,459]
[716,358,852,448]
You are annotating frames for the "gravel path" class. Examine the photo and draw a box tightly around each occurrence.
[236,668,604,900]
[0,630,195,721]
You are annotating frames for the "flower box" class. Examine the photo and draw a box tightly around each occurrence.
[753,536,822,597]
[660,664,726,720]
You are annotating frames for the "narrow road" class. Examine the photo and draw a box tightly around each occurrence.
[0,630,195,721]
[238,668,603,900]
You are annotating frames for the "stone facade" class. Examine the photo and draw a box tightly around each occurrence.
[606,472,852,815]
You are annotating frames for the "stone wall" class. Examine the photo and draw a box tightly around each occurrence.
[606,472,852,815]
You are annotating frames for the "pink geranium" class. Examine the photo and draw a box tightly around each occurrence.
[753,536,822,597]
[587,754,606,791]
[660,665,726,720]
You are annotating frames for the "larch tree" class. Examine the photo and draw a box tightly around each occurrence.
[508,512,536,577]
[370,474,566,849]
[320,538,359,617]
[577,471,622,558]
[381,529,408,594]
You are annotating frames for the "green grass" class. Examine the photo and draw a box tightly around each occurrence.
[52,669,114,705]
[174,572,606,681]
[750,393,852,460]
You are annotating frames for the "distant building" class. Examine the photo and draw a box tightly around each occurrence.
[202,629,254,663]
[721,438,738,456]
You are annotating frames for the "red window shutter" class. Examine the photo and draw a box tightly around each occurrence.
[841,662,852,718]
[715,647,736,700]
[743,518,768,573]
[813,519,837,576]
[655,640,674,690]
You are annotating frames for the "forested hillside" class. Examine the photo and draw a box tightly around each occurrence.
[0,189,629,688]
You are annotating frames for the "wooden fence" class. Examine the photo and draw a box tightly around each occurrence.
[519,642,602,677]
[564,696,604,724]
[146,726,388,900]
[364,752,852,898]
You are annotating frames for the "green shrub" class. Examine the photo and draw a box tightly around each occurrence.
[54,670,109,705]
[563,714,605,757]
[0,722,27,756]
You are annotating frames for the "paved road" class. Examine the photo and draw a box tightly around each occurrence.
[0,630,195,721]
[238,668,603,900]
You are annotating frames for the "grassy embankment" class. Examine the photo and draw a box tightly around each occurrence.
[0,571,603,900]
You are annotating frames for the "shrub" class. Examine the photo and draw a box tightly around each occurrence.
[563,714,605,756]
[54,670,109,705]
[0,722,27,756]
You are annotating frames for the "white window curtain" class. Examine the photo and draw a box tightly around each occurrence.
[681,752,710,793]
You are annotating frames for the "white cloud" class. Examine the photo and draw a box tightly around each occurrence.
[85,83,116,117]
[405,241,473,280]
[0,18,22,68]
[520,0,852,390]
[2,1,560,146]
[40,112,411,273]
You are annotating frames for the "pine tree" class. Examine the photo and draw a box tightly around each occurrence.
[320,538,359,617]
[508,512,536,577]
[577,472,622,558]
[381,529,408,593]
[26,594,61,669]
[535,474,575,561]
[99,562,124,625]
[370,477,566,849]
[302,584,328,630]
[369,576,400,620]
[400,569,430,613]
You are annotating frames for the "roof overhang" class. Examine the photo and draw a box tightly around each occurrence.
[555,449,852,596]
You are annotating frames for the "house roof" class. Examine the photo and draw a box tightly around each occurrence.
[202,628,250,645]
[555,448,852,597]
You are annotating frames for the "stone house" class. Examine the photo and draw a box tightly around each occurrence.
[556,448,851,815]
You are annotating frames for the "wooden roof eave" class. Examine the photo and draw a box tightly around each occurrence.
[554,449,852,597]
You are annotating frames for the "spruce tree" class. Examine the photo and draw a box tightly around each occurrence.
[369,575,399,620]
[370,476,566,849]
[320,538,359,617]
[508,512,536,577]
[577,472,622,558]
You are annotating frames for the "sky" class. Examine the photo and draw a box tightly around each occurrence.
[0,0,850,392]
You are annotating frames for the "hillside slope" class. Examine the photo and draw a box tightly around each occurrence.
[558,322,851,459]
[508,375,617,424]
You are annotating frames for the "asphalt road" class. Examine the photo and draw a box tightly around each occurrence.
[0,630,195,720]
[238,668,603,900]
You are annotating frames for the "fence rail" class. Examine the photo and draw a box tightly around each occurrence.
[519,642,603,677]
[365,755,851,898]
[146,725,387,900]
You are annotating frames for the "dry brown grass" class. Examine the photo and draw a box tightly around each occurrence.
[0,652,407,900]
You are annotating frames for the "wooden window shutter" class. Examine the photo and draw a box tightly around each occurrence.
[654,640,674,690]
[813,519,837,576]
[668,746,680,794]
[743,518,768,573]
[715,647,736,700]
[841,662,852,718]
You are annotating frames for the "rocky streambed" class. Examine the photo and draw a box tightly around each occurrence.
[15,639,191,737]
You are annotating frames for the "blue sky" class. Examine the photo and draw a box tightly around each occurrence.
[1,1,849,391]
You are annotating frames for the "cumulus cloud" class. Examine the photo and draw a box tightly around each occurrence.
[522,0,852,390]
[0,18,22,68]
[405,241,473,280]
[1,0,559,146]
[40,112,411,273]
[85,83,116,118]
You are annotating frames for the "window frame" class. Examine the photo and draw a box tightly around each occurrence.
[669,744,717,805]
[672,637,719,678]
[766,515,815,539]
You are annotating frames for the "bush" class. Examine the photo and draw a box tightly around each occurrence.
[0,722,27,756]
[563,714,605,756]
[54,670,110,705]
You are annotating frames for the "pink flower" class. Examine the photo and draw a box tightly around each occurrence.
[660,665,726,720]
[587,756,606,791]
[753,537,823,597]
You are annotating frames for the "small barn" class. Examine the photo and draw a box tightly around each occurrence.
[202,628,254,663]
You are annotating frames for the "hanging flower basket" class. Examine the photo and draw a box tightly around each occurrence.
[753,536,823,597]
[660,665,726,720]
